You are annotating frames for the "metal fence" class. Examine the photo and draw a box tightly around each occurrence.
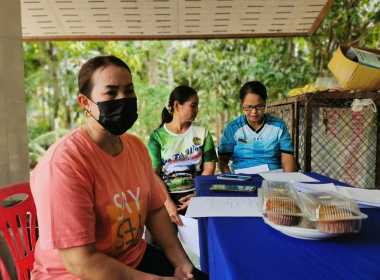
[267,91,380,189]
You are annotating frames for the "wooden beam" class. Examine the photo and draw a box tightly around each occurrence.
[308,0,336,36]
[22,32,309,42]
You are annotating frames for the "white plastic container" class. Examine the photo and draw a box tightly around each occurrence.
[299,191,368,234]
[259,181,304,226]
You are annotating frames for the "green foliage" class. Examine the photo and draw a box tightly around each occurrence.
[28,129,70,168]
[23,0,380,168]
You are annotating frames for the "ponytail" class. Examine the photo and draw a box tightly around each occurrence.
[159,85,197,128]
[160,107,173,127]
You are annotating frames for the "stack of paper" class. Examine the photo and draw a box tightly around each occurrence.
[258,172,319,182]
[292,182,337,193]
[185,197,261,217]
[292,182,380,208]
[338,187,380,208]
[178,215,200,257]
[235,164,269,174]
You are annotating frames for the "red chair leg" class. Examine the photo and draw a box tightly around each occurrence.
[0,255,11,280]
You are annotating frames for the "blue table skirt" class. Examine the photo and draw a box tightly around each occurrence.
[195,173,380,280]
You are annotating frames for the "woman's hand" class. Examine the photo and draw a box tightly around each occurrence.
[177,194,196,211]
[174,260,194,280]
[165,199,183,226]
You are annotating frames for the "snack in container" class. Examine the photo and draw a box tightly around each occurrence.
[299,191,368,234]
[259,181,304,226]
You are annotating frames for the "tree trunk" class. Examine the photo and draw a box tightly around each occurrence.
[148,46,158,86]
[166,45,173,89]
[288,39,293,57]
[65,105,71,129]
[188,48,193,87]
[214,90,220,144]
[319,51,326,77]
[38,42,46,122]
[48,42,60,121]
[309,40,317,68]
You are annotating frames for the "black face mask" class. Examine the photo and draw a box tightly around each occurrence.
[88,97,138,135]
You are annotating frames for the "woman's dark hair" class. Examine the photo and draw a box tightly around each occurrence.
[160,86,198,127]
[78,56,131,98]
[239,81,267,102]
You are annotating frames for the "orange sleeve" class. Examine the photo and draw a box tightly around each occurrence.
[31,161,96,250]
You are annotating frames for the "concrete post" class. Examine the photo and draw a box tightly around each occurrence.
[0,0,30,278]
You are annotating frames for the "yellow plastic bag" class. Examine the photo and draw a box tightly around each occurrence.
[287,84,328,97]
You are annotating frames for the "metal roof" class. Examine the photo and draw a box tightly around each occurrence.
[21,0,335,41]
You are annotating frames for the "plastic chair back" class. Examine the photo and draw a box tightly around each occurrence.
[0,182,37,280]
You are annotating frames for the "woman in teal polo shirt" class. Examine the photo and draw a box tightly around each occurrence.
[218,81,296,174]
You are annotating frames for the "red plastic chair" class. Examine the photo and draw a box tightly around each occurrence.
[0,255,11,280]
[0,182,37,280]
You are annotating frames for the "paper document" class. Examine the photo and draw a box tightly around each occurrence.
[343,188,380,206]
[185,197,261,218]
[235,164,269,174]
[258,172,319,182]
[292,182,380,208]
[335,186,353,199]
[292,182,337,193]
[178,215,200,257]
[260,169,284,173]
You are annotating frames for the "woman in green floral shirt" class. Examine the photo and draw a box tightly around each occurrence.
[148,86,217,226]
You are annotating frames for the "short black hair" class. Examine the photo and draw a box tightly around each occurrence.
[239,81,267,102]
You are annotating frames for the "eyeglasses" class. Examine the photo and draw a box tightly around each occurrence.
[242,104,266,111]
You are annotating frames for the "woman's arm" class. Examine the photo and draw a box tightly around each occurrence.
[154,169,183,226]
[281,153,296,172]
[202,161,216,175]
[58,244,173,280]
[217,154,231,174]
[146,206,194,280]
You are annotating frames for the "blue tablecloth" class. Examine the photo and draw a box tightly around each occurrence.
[195,172,380,280]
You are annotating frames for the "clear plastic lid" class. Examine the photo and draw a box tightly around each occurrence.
[259,181,304,217]
[299,191,368,221]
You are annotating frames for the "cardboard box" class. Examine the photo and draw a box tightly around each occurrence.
[328,45,380,91]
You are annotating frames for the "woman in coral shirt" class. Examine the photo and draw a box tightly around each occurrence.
[30,56,208,280]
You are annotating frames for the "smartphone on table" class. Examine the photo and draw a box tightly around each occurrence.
[209,184,257,194]
[217,174,251,181]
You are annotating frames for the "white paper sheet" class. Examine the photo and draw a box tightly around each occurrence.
[293,182,338,193]
[336,186,353,199]
[258,172,319,182]
[235,164,269,174]
[336,186,380,208]
[294,184,380,208]
[185,197,261,218]
[345,188,380,205]
[178,215,200,257]
[260,169,284,173]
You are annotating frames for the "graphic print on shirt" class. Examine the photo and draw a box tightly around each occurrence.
[162,139,203,192]
[106,187,147,257]
[148,125,218,193]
